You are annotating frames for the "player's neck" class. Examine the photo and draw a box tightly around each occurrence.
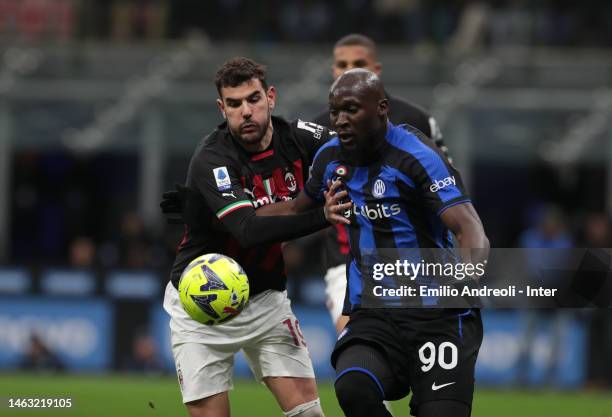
[353,124,388,165]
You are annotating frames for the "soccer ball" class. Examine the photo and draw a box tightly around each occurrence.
[178,253,249,325]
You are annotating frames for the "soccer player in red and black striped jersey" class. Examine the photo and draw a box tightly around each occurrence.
[162,58,331,417]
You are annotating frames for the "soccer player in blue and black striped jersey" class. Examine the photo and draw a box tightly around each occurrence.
[312,33,449,338]
[258,68,489,417]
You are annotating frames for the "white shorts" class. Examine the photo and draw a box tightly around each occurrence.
[324,264,347,325]
[163,282,315,403]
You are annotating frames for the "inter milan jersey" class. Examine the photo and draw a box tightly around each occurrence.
[313,93,447,270]
[304,122,469,313]
[171,116,333,296]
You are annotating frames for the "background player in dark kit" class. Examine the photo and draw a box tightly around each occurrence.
[312,34,444,151]
[258,69,489,417]
[162,58,333,417]
[311,34,448,334]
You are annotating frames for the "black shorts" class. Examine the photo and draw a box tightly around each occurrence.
[332,308,483,414]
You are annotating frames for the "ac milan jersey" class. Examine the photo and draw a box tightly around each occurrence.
[171,116,333,296]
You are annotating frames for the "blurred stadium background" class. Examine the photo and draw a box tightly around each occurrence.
[0,0,612,416]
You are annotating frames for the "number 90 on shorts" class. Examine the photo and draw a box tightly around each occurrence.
[418,341,458,372]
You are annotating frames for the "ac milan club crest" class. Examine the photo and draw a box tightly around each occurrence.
[285,171,297,192]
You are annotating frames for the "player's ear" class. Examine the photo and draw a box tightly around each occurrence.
[267,86,276,111]
[216,98,226,119]
[378,98,389,117]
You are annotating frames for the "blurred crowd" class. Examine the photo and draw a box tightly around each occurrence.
[9,150,612,271]
[0,0,611,48]
[10,151,176,269]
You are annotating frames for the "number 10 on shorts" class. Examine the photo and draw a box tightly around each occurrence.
[418,342,458,372]
[283,318,307,347]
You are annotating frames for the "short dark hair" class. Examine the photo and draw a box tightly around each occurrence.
[334,34,378,56]
[214,57,268,97]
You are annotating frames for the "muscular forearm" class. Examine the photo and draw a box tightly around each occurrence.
[441,203,489,263]
[455,224,490,265]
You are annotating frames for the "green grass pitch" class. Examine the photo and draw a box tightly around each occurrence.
[0,373,611,416]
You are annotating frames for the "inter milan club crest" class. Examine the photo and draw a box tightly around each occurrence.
[285,171,297,192]
[372,179,386,198]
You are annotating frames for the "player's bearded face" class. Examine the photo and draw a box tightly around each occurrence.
[218,80,275,145]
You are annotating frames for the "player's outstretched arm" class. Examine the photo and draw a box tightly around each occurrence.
[221,204,330,248]
[162,184,331,249]
[440,203,490,262]
[257,178,351,224]
[254,190,319,216]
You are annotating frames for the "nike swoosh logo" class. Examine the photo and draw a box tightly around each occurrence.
[431,381,456,391]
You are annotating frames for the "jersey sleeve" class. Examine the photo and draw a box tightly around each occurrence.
[303,143,333,203]
[310,110,332,129]
[187,148,254,220]
[400,138,470,216]
[292,119,335,161]
[187,144,330,248]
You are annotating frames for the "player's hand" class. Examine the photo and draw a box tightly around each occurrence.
[324,179,351,225]
[160,184,185,224]
[160,184,206,228]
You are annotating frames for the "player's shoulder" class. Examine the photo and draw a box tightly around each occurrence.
[387,94,435,136]
[312,132,340,162]
[386,125,457,181]
[387,123,442,162]
[310,109,332,129]
[388,94,432,120]
[287,117,333,143]
[191,123,237,166]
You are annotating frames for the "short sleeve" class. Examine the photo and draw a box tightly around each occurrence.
[187,149,254,219]
[400,138,469,216]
